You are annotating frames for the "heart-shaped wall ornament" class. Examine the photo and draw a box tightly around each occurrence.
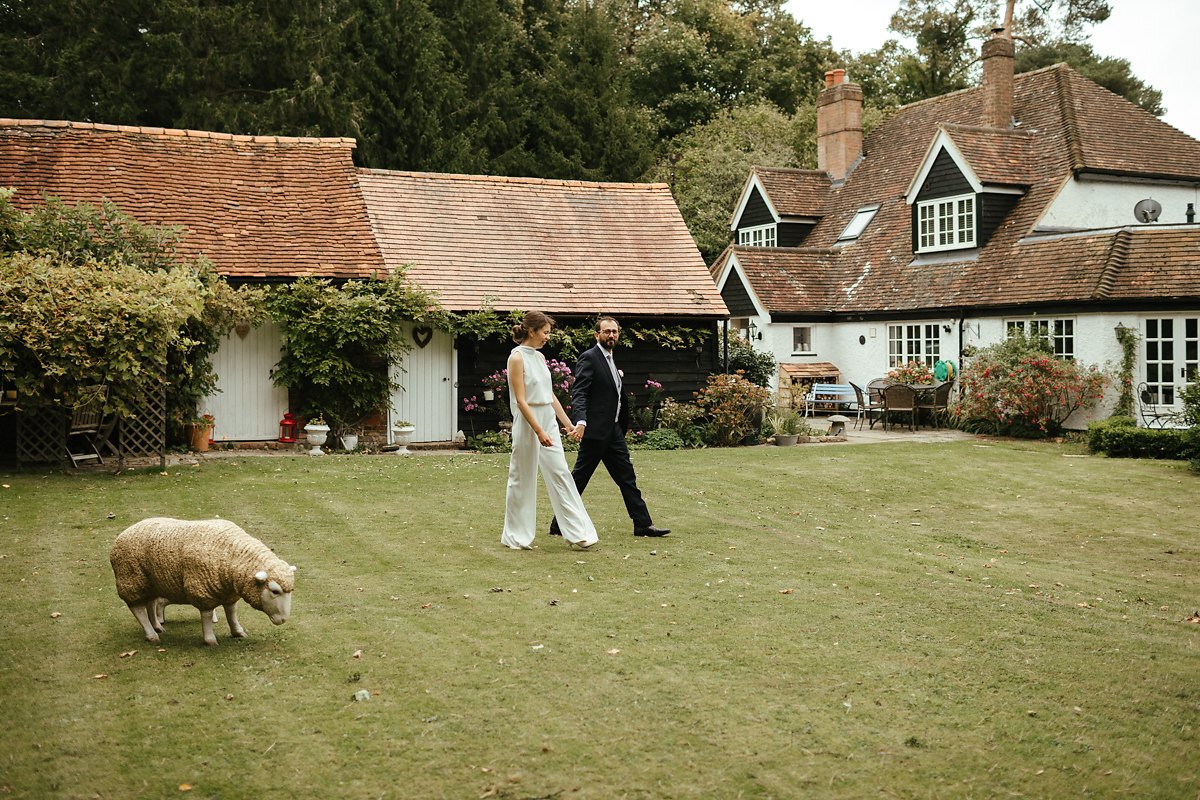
[412,325,434,349]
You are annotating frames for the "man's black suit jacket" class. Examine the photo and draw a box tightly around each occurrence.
[571,344,629,440]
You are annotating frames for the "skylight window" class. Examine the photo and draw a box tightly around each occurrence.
[837,205,879,242]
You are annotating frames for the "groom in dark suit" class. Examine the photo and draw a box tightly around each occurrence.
[551,316,669,538]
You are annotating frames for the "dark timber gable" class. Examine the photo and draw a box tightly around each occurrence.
[737,187,775,229]
[720,269,758,316]
[915,148,973,200]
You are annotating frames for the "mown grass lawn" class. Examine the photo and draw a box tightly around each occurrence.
[1,439,1197,799]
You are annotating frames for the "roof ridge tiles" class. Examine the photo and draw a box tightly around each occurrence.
[358,167,666,191]
[1094,228,1132,299]
[1053,68,1087,172]
[0,118,357,147]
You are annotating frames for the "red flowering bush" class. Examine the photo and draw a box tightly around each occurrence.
[950,332,1108,437]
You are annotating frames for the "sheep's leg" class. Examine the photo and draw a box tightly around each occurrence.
[129,603,160,643]
[151,598,167,632]
[199,608,219,646]
[224,601,247,639]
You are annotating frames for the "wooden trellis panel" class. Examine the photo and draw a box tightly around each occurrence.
[16,392,166,469]
[16,409,67,464]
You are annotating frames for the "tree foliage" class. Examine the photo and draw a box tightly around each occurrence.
[0,190,257,428]
[265,274,443,432]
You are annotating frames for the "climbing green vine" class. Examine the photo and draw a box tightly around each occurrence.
[1113,323,1139,418]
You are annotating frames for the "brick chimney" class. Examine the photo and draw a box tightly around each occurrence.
[981,31,1015,129]
[817,69,863,183]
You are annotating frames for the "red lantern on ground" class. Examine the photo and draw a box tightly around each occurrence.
[278,412,298,443]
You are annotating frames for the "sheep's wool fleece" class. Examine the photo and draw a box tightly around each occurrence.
[110,518,294,611]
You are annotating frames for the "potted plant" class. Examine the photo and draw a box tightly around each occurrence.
[303,415,329,456]
[339,426,361,452]
[186,413,215,452]
[392,420,416,454]
[766,406,802,446]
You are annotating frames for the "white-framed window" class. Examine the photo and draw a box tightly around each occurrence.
[792,326,813,354]
[888,324,940,367]
[1006,318,1076,360]
[917,193,975,252]
[738,224,777,248]
[837,205,879,242]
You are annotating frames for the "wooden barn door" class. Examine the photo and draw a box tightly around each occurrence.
[389,324,455,443]
[202,322,289,441]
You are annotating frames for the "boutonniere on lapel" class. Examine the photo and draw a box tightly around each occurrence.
[618,369,624,378]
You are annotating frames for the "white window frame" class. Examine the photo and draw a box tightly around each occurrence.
[917,193,975,252]
[738,224,777,248]
[1005,317,1076,360]
[888,324,941,368]
[792,326,813,354]
[837,205,879,242]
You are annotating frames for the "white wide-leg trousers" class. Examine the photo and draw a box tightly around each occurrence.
[501,403,598,549]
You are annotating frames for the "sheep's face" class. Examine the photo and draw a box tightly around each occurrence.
[254,570,293,625]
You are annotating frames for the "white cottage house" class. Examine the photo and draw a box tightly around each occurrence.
[712,33,1200,427]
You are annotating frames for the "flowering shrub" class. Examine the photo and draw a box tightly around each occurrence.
[888,361,935,384]
[694,371,771,446]
[482,369,508,395]
[950,332,1108,437]
[546,359,574,411]
[462,395,484,413]
[633,378,665,430]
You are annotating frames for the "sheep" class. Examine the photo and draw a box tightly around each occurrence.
[110,517,296,646]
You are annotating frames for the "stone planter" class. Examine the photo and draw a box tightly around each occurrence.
[772,433,799,446]
[393,424,416,455]
[340,433,359,451]
[304,424,330,456]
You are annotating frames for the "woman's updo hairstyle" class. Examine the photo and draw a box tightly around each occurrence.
[512,311,556,343]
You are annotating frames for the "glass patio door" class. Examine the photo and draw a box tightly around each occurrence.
[1144,316,1199,412]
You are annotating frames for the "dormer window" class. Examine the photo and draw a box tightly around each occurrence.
[738,224,777,247]
[917,194,975,252]
[837,205,879,243]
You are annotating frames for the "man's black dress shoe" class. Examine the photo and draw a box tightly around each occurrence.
[549,520,562,536]
[634,525,670,537]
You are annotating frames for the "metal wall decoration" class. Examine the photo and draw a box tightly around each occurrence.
[412,325,434,349]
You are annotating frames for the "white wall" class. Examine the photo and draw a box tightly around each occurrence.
[1040,176,1200,230]
[761,310,1197,430]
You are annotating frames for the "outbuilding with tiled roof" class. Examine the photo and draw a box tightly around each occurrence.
[0,118,387,444]
[358,168,729,439]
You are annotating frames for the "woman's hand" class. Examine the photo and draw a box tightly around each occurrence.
[537,429,555,447]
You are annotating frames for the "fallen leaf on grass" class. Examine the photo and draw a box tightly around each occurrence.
[118,651,136,659]
[50,612,62,619]
[352,649,362,659]
[1185,611,1200,624]
[606,648,621,655]
[93,674,108,680]
[420,603,432,609]
[779,588,793,594]
[179,784,193,792]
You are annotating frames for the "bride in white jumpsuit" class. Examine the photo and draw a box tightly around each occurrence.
[500,312,599,550]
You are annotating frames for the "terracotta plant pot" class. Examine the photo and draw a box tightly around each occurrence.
[187,424,212,452]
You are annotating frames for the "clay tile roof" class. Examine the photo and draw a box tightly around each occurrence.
[1057,69,1200,180]
[753,167,830,217]
[0,119,384,280]
[726,246,839,312]
[940,124,1036,186]
[358,169,727,317]
[736,64,1200,315]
